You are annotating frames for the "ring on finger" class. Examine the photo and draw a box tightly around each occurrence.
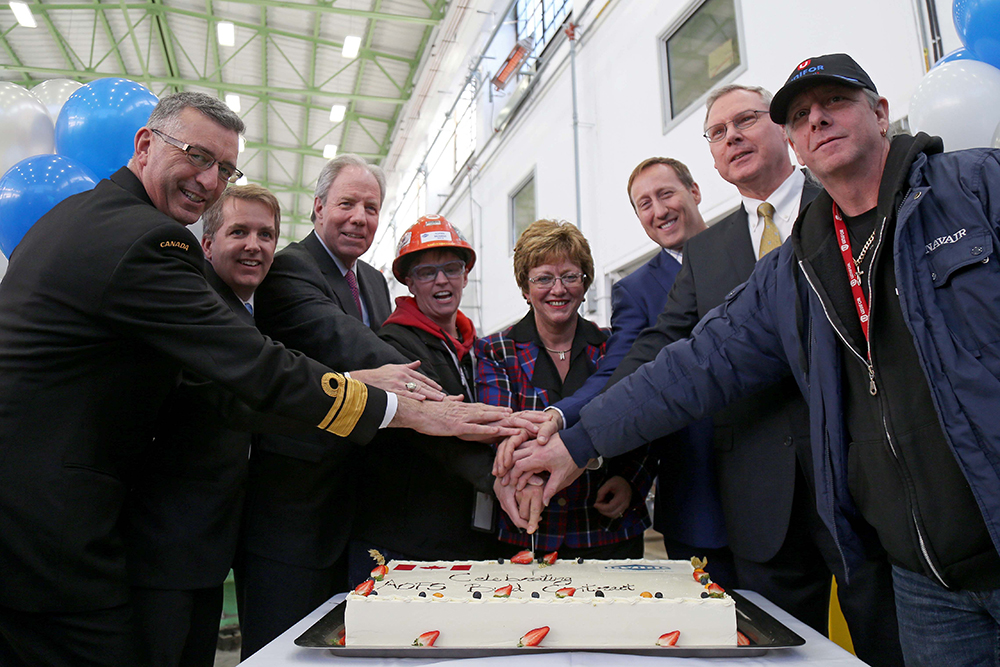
[405,381,418,392]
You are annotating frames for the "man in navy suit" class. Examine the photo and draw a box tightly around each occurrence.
[534,157,737,586]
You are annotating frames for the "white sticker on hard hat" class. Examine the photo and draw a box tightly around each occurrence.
[420,231,452,243]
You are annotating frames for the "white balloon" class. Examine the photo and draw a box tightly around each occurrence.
[32,78,82,123]
[909,60,1000,152]
[993,119,1000,148]
[0,82,55,175]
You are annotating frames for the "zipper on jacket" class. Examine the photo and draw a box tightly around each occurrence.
[868,202,949,588]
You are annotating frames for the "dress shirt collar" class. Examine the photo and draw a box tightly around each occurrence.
[742,169,805,256]
[314,231,355,276]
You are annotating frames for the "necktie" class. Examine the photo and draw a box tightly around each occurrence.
[345,268,363,316]
[245,302,253,316]
[757,202,780,259]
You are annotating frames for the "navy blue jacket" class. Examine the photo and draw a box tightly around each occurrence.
[563,134,1000,578]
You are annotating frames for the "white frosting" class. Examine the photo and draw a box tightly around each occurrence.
[345,558,737,648]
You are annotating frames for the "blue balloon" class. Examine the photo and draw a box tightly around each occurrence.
[933,47,978,68]
[0,154,97,257]
[55,78,158,180]
[954,0,1000,69]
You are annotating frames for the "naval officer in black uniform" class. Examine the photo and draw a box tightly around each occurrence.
[0,92,510,667]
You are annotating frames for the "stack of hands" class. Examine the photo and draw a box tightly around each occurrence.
[492,410,631,535]
[362,361,628,535]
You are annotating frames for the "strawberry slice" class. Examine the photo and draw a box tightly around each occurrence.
[737,631,751,646]
[511,550,534,564]
[370,564,388,581]
[335,628,346,646]
[518,626,550,647]
[542,551,558,565]
[555,587,575,598]
[707,582,725,594]
[692,568,709,584]
[412,630,440,647]
[353,579,374,596]
[494,585,513,597]
[656,631,680,647]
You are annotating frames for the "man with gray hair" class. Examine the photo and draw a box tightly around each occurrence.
[0,94,511,666]
[603,83,900,665]
[237,153,440,658]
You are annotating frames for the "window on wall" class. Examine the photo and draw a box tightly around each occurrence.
[509,172,536,250]
[515,0,572,59]
[659,0,745,129]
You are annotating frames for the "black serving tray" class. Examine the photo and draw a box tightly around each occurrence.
[294,590,805,658]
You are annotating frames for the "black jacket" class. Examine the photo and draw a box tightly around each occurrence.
[352,321,502,560]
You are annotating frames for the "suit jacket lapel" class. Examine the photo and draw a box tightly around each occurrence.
[648,250,681,297]
[302,231,363,321]
[355,262,391,330]
[204,263,255,325]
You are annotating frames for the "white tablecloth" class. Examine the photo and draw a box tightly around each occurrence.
[240,590,867,666]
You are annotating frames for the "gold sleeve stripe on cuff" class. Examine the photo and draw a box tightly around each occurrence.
[318,372,369,437]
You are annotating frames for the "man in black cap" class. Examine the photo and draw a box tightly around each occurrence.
[501,53,1000,666]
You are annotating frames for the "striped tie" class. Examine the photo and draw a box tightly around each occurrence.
[758,202,780,259]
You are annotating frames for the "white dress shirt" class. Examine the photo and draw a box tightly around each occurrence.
[741,169,805,260]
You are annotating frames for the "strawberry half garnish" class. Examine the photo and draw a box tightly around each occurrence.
[555,587,575,598]
[518,626,549,647]
[737,631,751,646]
[494,585,512,597]
[371,564,388,581]
[656,631,680,647]
[707,583,725,594]
[511,550,534,564]
[542,551,558,565]
[692,568,709,584]
[353,579,375,596]
[413,630,440,647]
[335,628,346,646]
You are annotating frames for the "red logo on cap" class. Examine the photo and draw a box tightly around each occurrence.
[798,59,811,70]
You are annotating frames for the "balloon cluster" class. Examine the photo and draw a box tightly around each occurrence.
[908,0,1000,151]
[0,78,158,257]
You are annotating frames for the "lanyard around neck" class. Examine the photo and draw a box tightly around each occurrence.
[832,202,872,345]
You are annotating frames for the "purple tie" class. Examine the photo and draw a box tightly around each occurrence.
[345,268,363,317]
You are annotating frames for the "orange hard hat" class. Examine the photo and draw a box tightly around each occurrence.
[392,214,476,282]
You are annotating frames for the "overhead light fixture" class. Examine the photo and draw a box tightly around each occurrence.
[342,35,361,59]
[238,136,246,153]
[225,93,241,112]
[329,104,346,123]
[323,144,338,159]
[492,37,533,91]
[217,21,235,47]
[9,1,37,28]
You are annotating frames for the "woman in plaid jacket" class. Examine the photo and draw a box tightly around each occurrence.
[475,220,654,558]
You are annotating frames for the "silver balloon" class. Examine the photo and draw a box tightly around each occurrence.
[0,82,54,176]
[909,60,1000,151]
[32,78,82,123]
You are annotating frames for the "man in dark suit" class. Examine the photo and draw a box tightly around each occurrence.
[606,84,901,666]
[0,93,509,667]
[124,184,281,667]
[237,154,435,658]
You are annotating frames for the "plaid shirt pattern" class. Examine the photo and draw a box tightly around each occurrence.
[475,317,653,551]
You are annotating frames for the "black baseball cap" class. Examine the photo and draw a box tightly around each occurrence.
[769,54,878,124]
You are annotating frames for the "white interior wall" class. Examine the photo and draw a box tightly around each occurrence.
[393,0,952,336]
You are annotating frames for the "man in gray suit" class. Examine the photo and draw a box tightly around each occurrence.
[236,154,444,658]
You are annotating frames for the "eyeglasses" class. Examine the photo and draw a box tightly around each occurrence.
[151,129,244,184]
[703,110,770,143]
[527,272,586,288]
[409,260,467,283]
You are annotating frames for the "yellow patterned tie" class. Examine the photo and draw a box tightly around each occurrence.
[757,202,780,259]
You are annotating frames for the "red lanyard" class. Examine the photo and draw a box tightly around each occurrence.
[832,203,871,343]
